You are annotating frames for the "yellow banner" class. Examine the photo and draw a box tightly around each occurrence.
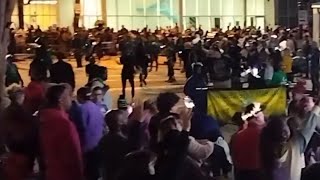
[207,87,287,123]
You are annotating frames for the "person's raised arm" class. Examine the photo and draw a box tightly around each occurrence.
[298,102,320,153]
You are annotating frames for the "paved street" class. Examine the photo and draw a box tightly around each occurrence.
[16,56,187,106]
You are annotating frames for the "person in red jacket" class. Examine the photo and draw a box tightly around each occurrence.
[39,84,84,180]
[231,103,266,180]
[24,61,48,114]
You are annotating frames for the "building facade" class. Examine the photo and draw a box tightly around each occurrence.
[11,0,275,31]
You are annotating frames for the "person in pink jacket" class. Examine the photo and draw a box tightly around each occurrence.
[39,84,84,180]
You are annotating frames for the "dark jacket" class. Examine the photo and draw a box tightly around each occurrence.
[50,60,75,89]
[99,133,132,180]
[156,130,207,180]
[148,112,179,153]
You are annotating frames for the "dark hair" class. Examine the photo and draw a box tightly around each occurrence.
[77,87,91,101]
[29,61,48,81]
[232,112,244,127]
[92,86,102,92]
[156,92,180,113]
[105,110,123,132]
[301,163,320,180]
[45,85,66,108]
[143,100,157,113]
[260,116,292,179]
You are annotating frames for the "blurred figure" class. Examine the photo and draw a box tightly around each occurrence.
[99,110,133,180]
[24,62,48,114]
[156,112,210,180]
[72,32,86,68]
[165,35,177,83]
[0,85,38,180]
[119,35,136,99]
[149,92,180,153]
[260,105,320,180]
[50,52,75,89]
[5,54,23,87]
[231,103,266,180]
[85,56,100,83]
[310,43,320,95]
[301,163,320,180]
[281,48,293,82]
[116,151,157,180]
[77,87,104,180]
[39,84,84,180]
[91,86,108,115]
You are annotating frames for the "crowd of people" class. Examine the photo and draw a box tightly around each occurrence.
[1,64,320,180]
[2,22,320,180]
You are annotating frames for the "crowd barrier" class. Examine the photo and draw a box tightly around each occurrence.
[207,87,287,123]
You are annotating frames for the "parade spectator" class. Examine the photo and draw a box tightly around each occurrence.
[24,61,48,114]
[99,110,133,180]
[128,100,157,150]
[76,87,104,180]
[310,42,320,95]
[149,92,180,152]
[39,84,84,180]
[0,86,38,180]
[50,52,75,89]
[5,54,24,87]
[91,86,108,115]
[260,104,320,180]
[156,111,210,180]
[281,48,293,82]
[231,103,266,180]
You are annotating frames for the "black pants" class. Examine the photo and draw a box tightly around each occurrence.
[167,58,175,79]
[139,65,148,83]
[122,74,135,98]
[84,148,100,180]
[74,51,83,68]
[150,54,159,71]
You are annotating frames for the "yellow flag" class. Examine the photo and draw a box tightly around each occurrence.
[207,87,287,123]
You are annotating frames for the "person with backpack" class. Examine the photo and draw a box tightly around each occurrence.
[5,54,24,87]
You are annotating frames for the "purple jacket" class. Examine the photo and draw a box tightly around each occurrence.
[80,101,105,152]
